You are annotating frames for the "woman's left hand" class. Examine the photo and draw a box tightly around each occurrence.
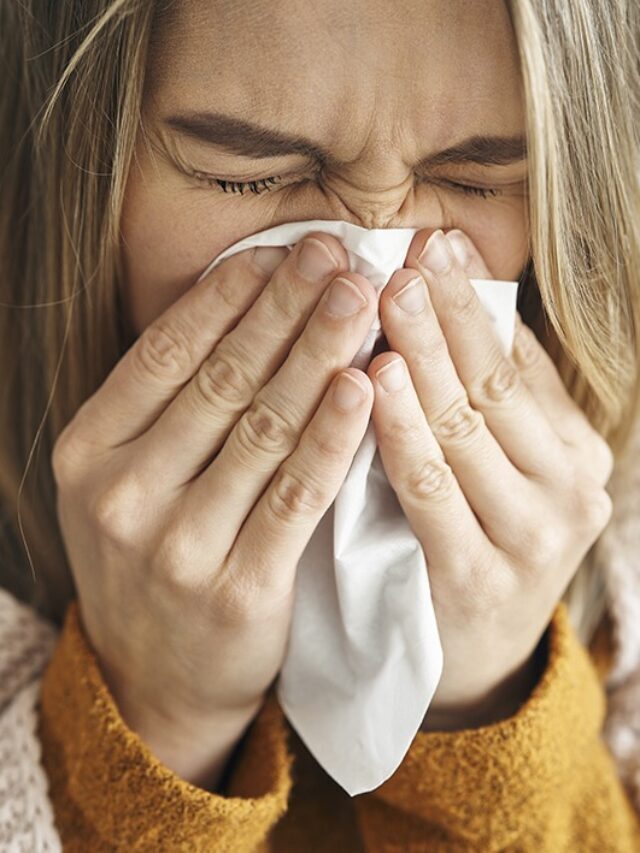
[367,228,615,731]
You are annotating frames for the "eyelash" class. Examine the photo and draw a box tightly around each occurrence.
[192,172,282,195]
[192,172,500,200]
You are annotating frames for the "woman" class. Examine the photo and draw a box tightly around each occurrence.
[1,0,639,849]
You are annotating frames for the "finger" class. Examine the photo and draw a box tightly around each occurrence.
[135,234,351,485]
[377,269,540,544]
[182,274,378,555]
[67,243,290,450]
[365,352,492,585]
[446,230,614,484]
[401,229,571,481]
[229,368,374,599]
[445,228,495,280]
[510,313,614,483]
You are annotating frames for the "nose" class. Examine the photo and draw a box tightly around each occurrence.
[320,169,421,229]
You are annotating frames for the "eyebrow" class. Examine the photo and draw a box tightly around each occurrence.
[163,111,527,168]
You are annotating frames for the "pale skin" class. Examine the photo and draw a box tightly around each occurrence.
[52,0,615,792]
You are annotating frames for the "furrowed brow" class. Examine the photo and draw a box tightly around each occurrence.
[418,134,527,167]
[163,112,329,161]
[163,111,527,168]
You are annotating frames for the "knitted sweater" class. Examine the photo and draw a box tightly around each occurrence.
[1,423,640,851]
[0,587,637,852]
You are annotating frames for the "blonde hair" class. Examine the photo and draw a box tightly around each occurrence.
[0,1,638,646]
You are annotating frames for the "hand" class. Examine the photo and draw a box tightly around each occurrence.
[366,228,615,731]
[51,232,379,787]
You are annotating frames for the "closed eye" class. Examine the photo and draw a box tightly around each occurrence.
[189,170,507,201]
[424,179,500,199]
[191,172,283,194]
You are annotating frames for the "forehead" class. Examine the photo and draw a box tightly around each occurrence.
[148,0,524,158]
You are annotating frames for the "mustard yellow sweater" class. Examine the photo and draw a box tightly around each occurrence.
[36,599,640,851]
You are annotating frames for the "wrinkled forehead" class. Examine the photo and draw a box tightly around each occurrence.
[146,0,524,156]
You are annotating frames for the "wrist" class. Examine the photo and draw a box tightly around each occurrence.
[421,627,549,733]
[119,699,263,793]
[140,724,240,793]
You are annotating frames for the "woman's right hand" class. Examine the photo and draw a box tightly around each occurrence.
[51,232,379,789]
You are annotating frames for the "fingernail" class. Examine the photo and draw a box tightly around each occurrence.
[326,277,367,317]
[252,245,289,275]
[446,230,471,269]
[297,238,340,281]
[333,372,366,411]
[419,230,453,274]
[375,358,406,393]
[392,276,426,314]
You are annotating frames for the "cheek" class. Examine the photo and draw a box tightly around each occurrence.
[457,197,529,281]
[119,161,261,336]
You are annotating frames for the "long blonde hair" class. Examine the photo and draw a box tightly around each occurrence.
[1,1,639,645]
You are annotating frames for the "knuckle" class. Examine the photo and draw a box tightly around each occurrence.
[477,358,522,404]
[51,430,84,486]
[521,526,563,571]
[267,466,325,524]
[431,399,485,444]
[593,437,615,482]
[153,526,204,593]
[405,456,456,503]
[447,286,480,324]
[135,321,194,379]
[306,422,349,461]
[209,557,282,627]
[195,349,253,409]
[214,267,254,315]
[300,328,335,369]
[236,396,297,458]
[412,329,450,369]
[512,322,543,371]
[90,477,145,544]
[574,484,614,532]
[269,276,303,324]
[379,419,423,447]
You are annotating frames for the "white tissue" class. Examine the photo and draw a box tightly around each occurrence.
[198,220,519,796]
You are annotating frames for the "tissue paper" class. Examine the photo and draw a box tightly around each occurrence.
[198,220,519,796]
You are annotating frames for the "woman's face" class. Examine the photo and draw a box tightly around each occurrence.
[120,0,529,336]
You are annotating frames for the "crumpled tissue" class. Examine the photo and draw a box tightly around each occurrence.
[198,219,519,796]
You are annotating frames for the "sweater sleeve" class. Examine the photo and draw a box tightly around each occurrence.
[36,598,294,852]
[352,602,640,852]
